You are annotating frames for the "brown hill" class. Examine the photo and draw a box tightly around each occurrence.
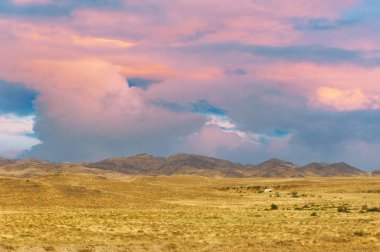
[372,170,380,176]
[0,158,15,167]
[297,162,366,177]
[0,154,369,178]
[0,158,125,178]
[87,153,244,177]
[0,159,59,177]
[166,154,244,177]
[243,158,304,178]
[86,154,368,178]
[86,153,167,175]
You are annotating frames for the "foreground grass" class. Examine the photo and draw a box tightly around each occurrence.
[0,174,379,251]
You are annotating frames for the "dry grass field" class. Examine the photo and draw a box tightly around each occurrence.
[0,173,379,251]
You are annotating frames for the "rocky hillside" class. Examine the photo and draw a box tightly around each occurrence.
[87,153,245,177]
[0,154,370,178]
[298,162,366,177]
[242,158,303,178]
[372,170,380,176]
[0,158,15,167]
[0,158,121,178]
[86,154,368,178]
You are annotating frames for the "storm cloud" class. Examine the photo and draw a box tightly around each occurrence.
[1,0,380,170]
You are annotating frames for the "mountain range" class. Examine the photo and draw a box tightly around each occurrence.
[0,153,372,178]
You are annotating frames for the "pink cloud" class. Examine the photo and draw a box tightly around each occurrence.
[313,86,380,111]
[253,62,380,110]
[69,0,359,46]
[12,0,52,5]
[1,58,205,136]
[0,1,377,124]
[1,0,379,167]
[183,125,244,156]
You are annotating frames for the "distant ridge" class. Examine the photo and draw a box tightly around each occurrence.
[85,153,368,178]
[0,158,15,167]
[298,162,365,177]
[87,153,244,177]
[372,170,380,176]
[243,158,301,178]
[0,154,370,178]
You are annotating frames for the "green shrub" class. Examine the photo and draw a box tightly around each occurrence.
[354,230,365,237]
[367,207,380,212]
[311,212,317,216]
[360,204,379,212]
[270,204,279,210]
[43,246,56,252]
[291,191,299,198]
[337,205,350,213]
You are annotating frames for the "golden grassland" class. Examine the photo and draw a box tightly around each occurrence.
[0,173,379,251]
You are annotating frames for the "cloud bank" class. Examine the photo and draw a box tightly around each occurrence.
[1,0,380,170]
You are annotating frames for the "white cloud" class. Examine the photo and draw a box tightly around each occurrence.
[206,114,267,143]
[0,114,40,158]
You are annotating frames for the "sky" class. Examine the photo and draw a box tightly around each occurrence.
[1,0,380,170]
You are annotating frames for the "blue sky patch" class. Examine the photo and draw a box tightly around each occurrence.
[0,0,124,17]
[294,18,358,31]
[191,99,226,116]
[153,99,226,116]
[272,129,291,138]
[0,80,37,116]
[127,77,160,90]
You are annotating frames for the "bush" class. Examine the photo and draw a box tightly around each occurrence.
[291,191,299,198]
[43,246,56,252]
[337,205,350,213]
[360,205,379,212]
[367,207,380,212]
[270,204,279,210]
[354,230,365,237]
[311,212,317,216]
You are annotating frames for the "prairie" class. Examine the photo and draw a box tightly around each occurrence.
[0,174,379,251]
